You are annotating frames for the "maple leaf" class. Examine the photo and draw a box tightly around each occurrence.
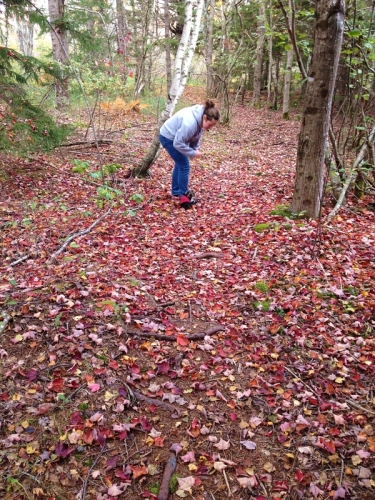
[170,443,182,455]
[55,442,75,458]
[177,476,195,492]
[181,451,195,463]
[108,484,123,496]
[130,464,148,478]
[240,440,257,450]
[88,383,101,392]
[310,483,324,497]
[214,438,230,450]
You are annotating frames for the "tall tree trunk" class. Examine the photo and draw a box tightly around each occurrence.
[17,15,34,56]
[205,0,215,97]
[116,0,128,83]
[290,0,345,219]
[48,0,70,109]
[133,0,204,177]
[282,46,293,119]
[252,0,266,108]
[164,0,172,91]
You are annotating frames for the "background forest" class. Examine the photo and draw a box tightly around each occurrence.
[1,0,375,216]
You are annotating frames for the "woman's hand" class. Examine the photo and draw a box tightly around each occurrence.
[194,150,202,158]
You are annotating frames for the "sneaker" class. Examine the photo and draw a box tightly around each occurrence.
[185,189,195,200]
[180,195,193,210]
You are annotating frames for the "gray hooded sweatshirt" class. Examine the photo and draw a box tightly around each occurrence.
[159,104,204,158]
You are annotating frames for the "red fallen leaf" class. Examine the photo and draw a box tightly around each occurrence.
[26,369,38,381]
[176,334,189,347]
[273,480,289,491]
[196,464,209,475]
[328,427,341,436]
[295,469,304,482]
[106,456,119,471]
[188,418,201,438]
[130,465,148,479]
[156,361,170,375]
[109,360,119,370]
[142,491,158,499]
[227,400,236,409]
[320,402,331,411]
[0,392,9,401]
[48,377,64,392]
[367,436,375,452]
[148,404,157,413]
[115,469,131,480]
[82,429,94,444]
[140,416,152,431]
[69,411,84,427]
[36,403,55,415]
[325,383,335,395]
[154,436,166,447]
[316,437,336,454]
[229,412,238,421]
[55,442,75,458]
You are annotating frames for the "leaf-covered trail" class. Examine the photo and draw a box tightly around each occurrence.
[1,103,375,500]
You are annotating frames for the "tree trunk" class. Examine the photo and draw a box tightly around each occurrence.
[164,0,172,91]
[205,0,215,97]
[17,16,34,56]
[290,0,345,219]
[48,0,70,109]
[252,0,266,108]
[282,47,293,119]
[116,0,128,83]
[133,0,204,177]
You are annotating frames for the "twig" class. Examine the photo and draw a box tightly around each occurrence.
[58,140,113,147]
[347,399,375,416]
[48,207,112,263]
[10,255,30,267]
[133,390,181,416]
[158,452,177,500]
[127,325,224,341]
[81,445,107,500]
[255,474,269,498]
[0,313,12,334]
[186,252,224,260]
[284,366,321,400]
[222,469,232,497]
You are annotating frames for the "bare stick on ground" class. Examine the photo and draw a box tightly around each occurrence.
[48,207,112,263]
[158,452,177,500]
[127,325,224,341]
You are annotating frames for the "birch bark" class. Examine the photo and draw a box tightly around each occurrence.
[133,0,204,177]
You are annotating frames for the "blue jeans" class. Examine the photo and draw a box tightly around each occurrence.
[160,134,190,196]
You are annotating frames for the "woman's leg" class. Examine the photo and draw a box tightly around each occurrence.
[160,135,190,196]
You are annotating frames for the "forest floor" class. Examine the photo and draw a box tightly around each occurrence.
[1,87,375,500]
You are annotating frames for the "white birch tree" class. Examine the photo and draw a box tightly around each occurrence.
[133,0,205,177]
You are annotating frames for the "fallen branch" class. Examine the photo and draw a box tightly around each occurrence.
[347,399,375,416]
[133,390,181,416]
[48,207,112,263]
[158,452,177,500]
[81,445,107,500]
[0,312,12,334]
[127,325,224,341]
[10,255,30,267]
[186,252,224,260]
[59,140,113,147]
